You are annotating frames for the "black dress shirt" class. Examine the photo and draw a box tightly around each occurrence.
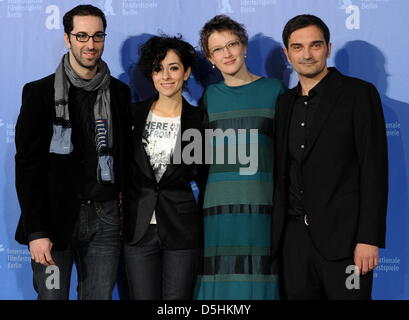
[68,85,117,201]
[287,71,334,216]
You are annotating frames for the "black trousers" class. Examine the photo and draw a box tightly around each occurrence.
[123,225,199,300]
[281,216,373,300]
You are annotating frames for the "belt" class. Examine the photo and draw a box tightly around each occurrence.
[287,214,309,226]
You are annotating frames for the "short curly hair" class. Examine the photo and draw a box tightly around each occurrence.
[138,35,196,79]
[200,15,248,57]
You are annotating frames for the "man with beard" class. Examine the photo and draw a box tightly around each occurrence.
[273,15,388,299]
[14,5,131,299]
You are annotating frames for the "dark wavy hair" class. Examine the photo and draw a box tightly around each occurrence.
[138,35,196,79]
[282,14,330,49]
[63,4,107,34]
[200,15,248,57]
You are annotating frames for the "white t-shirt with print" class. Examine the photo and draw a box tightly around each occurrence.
[142,110,181,224]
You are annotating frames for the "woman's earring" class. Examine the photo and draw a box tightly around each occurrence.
[212,64,215,69]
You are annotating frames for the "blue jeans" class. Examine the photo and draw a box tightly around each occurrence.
[31,200,121,300]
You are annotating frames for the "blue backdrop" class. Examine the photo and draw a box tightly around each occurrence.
[0,0,408,300]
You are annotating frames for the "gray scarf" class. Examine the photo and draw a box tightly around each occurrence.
[50,53,114,183]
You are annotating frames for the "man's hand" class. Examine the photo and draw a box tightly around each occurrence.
[29,238,56,266]
[354,243,379,275]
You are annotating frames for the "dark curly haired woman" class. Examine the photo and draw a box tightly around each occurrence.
[122,35,208,300]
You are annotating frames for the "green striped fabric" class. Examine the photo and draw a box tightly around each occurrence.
[194,77,285,300]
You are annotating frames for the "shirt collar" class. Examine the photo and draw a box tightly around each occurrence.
[292,68,335,97]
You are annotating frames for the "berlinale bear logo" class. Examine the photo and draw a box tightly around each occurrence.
[218,0,233,14]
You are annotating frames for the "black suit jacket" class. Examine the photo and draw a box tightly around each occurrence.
[273,68,388,261]
[15,74,131,249]
[123,96,207,249]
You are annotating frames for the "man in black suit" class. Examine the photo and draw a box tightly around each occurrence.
[273,15,388,299]
[14,5,131,299]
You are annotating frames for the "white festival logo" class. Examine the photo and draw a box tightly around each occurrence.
[103,0,115,16]
[218,0,233,13]
[338,0,353,9]
[339,0,360,30]
[45,5,60,30]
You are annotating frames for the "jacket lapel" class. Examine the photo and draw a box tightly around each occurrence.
[159,97,192,184]
[302,69,344,161]
[131,96,156,181]
[279,92,297,173]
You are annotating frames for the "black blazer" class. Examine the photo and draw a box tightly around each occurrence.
[123,96,207,249]
[273,68,388,261]
[15,74,131,249]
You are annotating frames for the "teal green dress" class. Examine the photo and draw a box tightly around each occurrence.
[194,77,285,300]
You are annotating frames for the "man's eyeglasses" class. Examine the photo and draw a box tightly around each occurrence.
[70,32,107,43]
[210,40,241,57]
